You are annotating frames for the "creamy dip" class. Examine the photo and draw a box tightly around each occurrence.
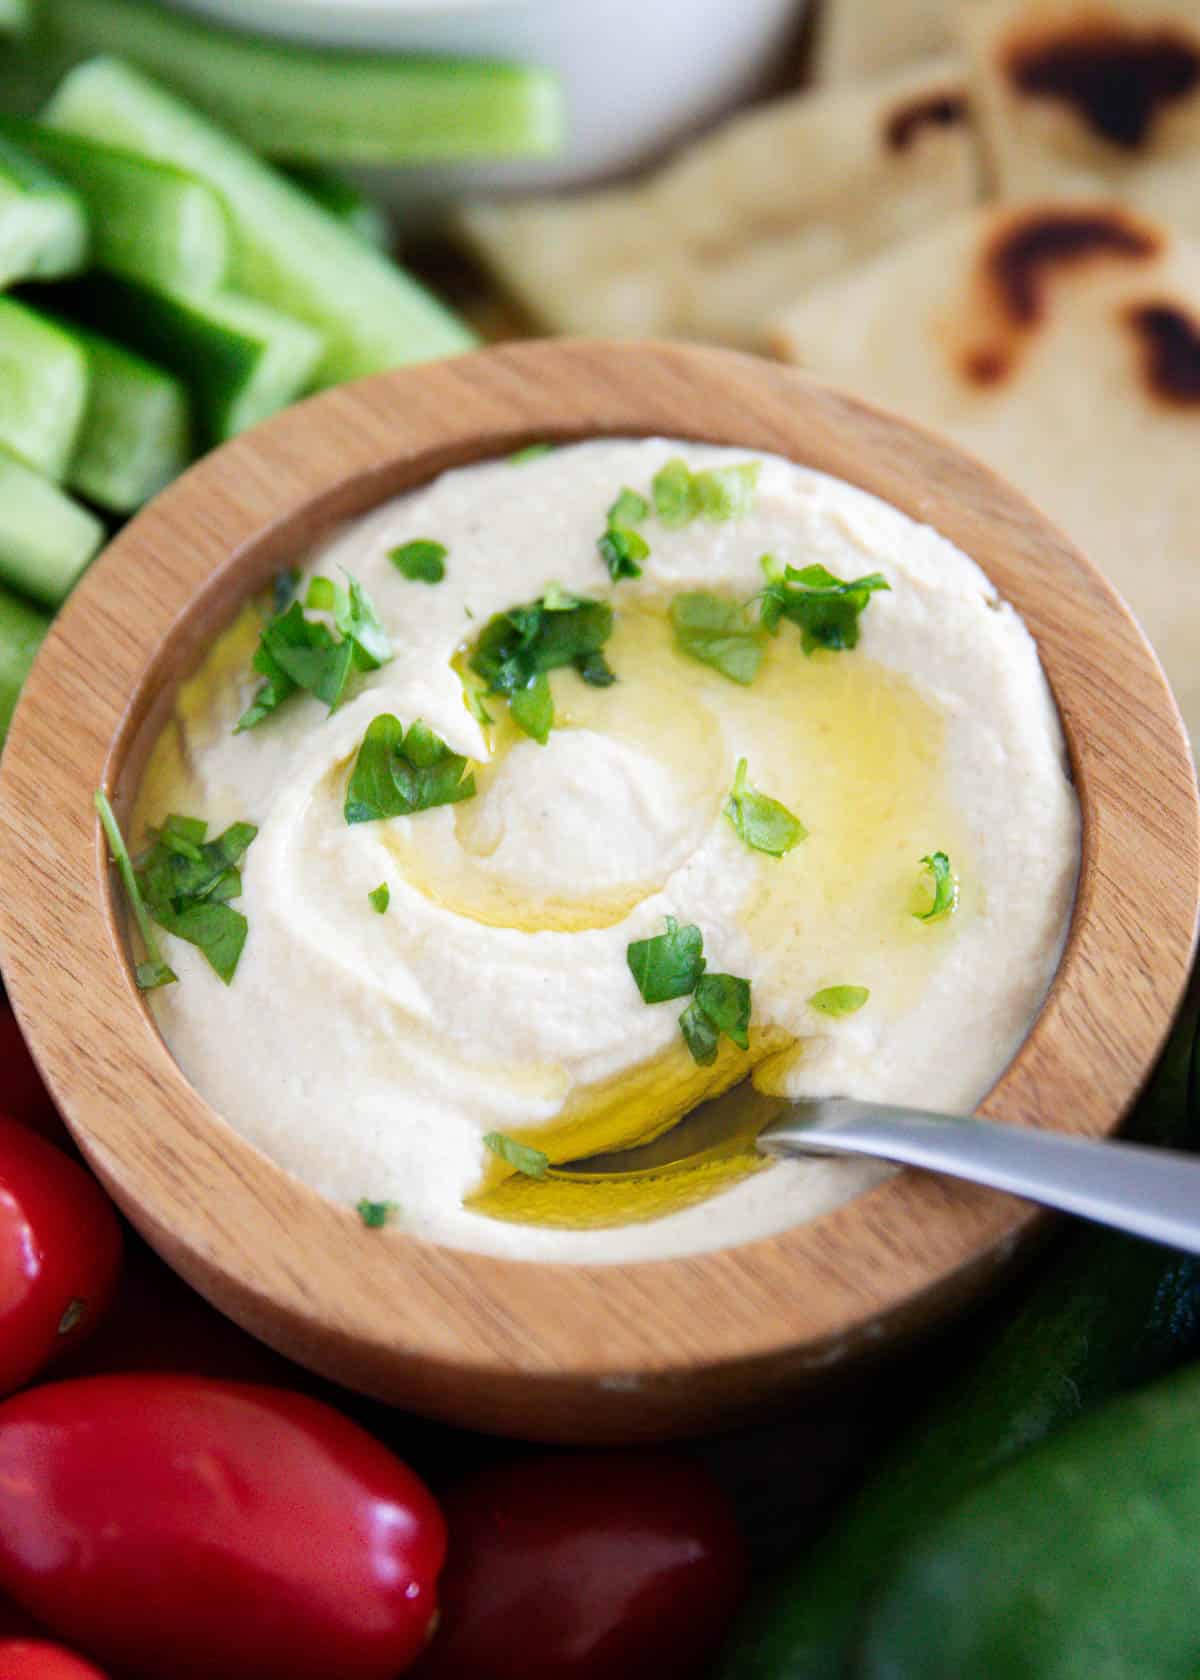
[136,439,1079,1262]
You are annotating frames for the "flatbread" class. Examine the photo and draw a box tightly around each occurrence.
[772,201,1200,738]
[963,0,1200,221]
[455,59,979,349]
[814,0,957,84]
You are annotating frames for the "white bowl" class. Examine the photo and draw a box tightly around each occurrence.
[162,0,809,202]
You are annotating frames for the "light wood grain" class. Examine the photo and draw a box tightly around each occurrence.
[0,341,1195,1442]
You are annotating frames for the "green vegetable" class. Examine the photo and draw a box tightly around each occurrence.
[0,578,49,745]
[759,555,889,654]
[0,0,30,34]
[860,1363,1200,1678]
[284,164,389,251]
[670,593,765,686]
[809,985,869,1017]
[0,129,87,288]
[135,812,258,984]
[469,587,614,743]
[237,574,388,731]
[59,320,191,514]
[915,850,957,922]
[368,883,390,914]
[484,1132,550,1180]
[93,790,176,990]
[680,973,751,1065]
[598,487,649,582]
[356,1198,396,1228]
[724,758,805,857]
[45,59,479,385]
[652,457,760,527]
[627,915,706,1004]
[389,540,446,584]
[508,442,553,464]
[344,714,476,825]
[328,574,391,670]
[0,446,103,610]
[0,296,89,482]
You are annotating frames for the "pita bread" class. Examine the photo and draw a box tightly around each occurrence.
[455,59,979,349]
[963,0,1200,222]
[772,200,1200,738]
[814,0,957,84]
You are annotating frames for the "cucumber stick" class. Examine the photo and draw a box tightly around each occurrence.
[0,297,89,481]
[0,445,103,610]
[47,273,322,445]
[0,132,87,288]
[65,324,190,513]
[0,0,30,35]
[283,165,390,253]
[0,577,49,747]
[0,116,230,293]
[46,59,476,385]
[32,0,562,163]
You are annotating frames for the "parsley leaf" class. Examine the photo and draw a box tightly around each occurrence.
[599,487,650,582]
[627,915,706,1003]
[135,812,258,985]
[356,1199,397,1228]
[809,985,870,1017]
[273,566,301,613]
[724,758,806,856]
[485,1132,550,1179]
[469,588,615,742]
[670,593,765,686]
[914,851,958,922]
[759,556,889,654]
[509,442,554,464]
[369,883,390,913]
[390,540,446,584]
[94,791,177,991]
[236,574,390,731]
[652,458,760,527]
[345,714,476,825]
[333,575,392,670]
[678,997,720,1065]
[679,974,752,1065]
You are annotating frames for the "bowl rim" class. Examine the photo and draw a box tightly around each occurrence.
[1,340,1196,1440]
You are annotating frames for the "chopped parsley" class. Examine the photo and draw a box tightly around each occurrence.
[368,883,390,914]
[236,570,391,732]
[273,566,301,613]
[652,458,760,527]
[759,556,889,654]
[914,851,958,922]
[356,1199,397,1228]
[484,1131,550,1179]
[509,441,554,464]
[390,539,446,584]
[680,973,752,1066]
[626,917,752,1065]
[135,812,258,985]
[468,587,615,744]
[345,715,476,825]
[670,593,765,686]
[809,985,870,1017]
[627,915,706,1003]
[598,487,650,582]
[95,791,177,990]
[724,759,806,856]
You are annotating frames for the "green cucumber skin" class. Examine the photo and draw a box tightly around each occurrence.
[0,131,88,286]
[46,59,476,385]
[859,1362,1200,1679]
[282,164,390,253]
[0,0,30,35]
[64,324,191,514]
[0,296,90,481]
[33,0,563,163]
[717,1001,1200,1680]
[0,445,103,610]
[0,580,48,747]
[0,115,231,293]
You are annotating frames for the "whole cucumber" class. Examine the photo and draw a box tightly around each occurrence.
[717,997,1200,1680]
[858,1359,1200,1678]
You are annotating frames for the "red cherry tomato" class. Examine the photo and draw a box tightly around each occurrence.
[0,1640,111,1679]
[0,1374,447,1680]
[414,1452,748,1680]
[0,1011,66,1141]
[0,1117,123,1395]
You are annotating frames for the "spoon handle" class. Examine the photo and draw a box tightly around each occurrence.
[758,1099,1200,1255]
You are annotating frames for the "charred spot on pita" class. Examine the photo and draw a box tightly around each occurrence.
[1004,17,1200,149]
[884,91,969,152]
[1126,302,1200,405]
[986,209,1159,325]
[963,347,1012,387]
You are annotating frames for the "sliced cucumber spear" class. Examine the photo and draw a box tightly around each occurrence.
[0,116,230,293]
[0,131,88,287]
[46,59,476,385]
[0,297,89,481]
[0,577,50,747]
[31,0,562,164]
[0,0,30,37]
[47,272,323,446]
[0,445,103,611]
[64,323,191,513]
[283,165,390,254]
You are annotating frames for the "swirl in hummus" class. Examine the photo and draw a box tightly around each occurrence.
[133,438,1079,1262]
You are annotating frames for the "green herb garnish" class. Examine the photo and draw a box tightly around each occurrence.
[345,715,476,825]
[670,593,765,686]
[273,566,301,613]
[809,985,870,1017]
[509,442,554,464]
[627,914,706,1003]
[236,571,391,732]
[724,759,806,856]
[132,811,258,985]
[356,1199,397,1228]
[680,974,753,1066]
[915,852,958,922]
[759,556,889,654]
[652,458,760,527]
[484,1132,550,1179]
[390,540,447,584]
[469,587,615,743]
[368,883,390,913]
[598,487,650,582]
[94,791,177,990]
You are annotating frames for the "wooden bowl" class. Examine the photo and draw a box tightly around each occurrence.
[0,341,1196,1443]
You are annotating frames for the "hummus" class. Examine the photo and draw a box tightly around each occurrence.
[136,438,1079,1262]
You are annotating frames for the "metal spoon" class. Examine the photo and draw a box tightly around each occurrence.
[565,1096,1200,1255]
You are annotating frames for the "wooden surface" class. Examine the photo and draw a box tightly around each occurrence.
[0,340,1196,1442]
